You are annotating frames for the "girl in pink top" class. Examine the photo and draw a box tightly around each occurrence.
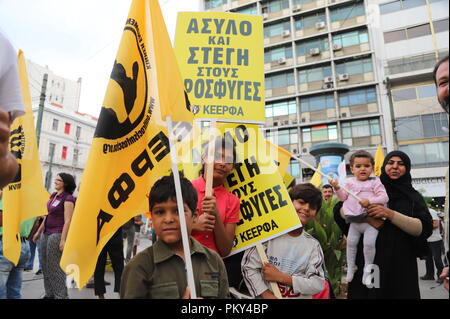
[191,137,240,257]
[330,150,388,285]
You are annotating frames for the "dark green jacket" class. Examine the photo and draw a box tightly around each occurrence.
[120,237,230,299]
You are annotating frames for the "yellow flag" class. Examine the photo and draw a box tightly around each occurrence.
[3,51,49,264]
[60,0,194,289]
[310,164,322,188]
[266,140,295,189]
[374,144,384,177]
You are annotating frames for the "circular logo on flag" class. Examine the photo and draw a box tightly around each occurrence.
[94,26,149,140]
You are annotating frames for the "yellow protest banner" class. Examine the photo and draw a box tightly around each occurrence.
[175,12,265,123]
[180,123,301,255]
[374,144,384,177]
[60,0,193,289]
[3,51,49,264]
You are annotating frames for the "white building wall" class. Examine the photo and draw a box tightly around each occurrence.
[26,59,82,113]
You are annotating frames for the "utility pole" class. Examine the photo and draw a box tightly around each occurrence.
[35,73,48,149]
[45,144,55,191]
[385,77,398,149]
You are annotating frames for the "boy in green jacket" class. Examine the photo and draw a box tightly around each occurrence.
[120,173,230,299]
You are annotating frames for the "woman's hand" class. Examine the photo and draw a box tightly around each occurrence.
[195,213,216,232]
[33,232,41,243]
[367,204,395,220]
[59,240,65,252]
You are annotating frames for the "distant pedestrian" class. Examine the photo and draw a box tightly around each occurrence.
[33,173,76,299]
[93,228,124,299]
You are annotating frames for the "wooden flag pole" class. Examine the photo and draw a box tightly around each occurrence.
[256,244,283,299]
[205,120,217,197]
[167,116,197,299]
[293,155,361,202]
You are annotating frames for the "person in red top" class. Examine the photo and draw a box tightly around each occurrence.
[191,137,240,258]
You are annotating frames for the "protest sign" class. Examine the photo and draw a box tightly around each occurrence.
[175,12,265,123]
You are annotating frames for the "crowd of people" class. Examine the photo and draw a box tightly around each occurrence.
[0,29,449,300]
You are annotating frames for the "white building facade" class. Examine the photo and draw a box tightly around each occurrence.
[27,60,97,193]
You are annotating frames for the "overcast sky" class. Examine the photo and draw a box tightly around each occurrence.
[0,0,200,116]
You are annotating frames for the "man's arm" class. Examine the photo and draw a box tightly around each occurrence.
[0,109,18,188]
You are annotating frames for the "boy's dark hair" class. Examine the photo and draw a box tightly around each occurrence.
[433,54,449,85]
[349,150,374,166]
[289,183,322,212]
[322,184,333,191]
[199,135,237,176]
[59,173,76,195]
[149,172,198,214]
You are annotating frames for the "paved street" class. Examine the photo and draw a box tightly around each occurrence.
[20,236,449,299]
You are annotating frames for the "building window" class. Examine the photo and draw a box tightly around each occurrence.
[396,113,449,141]
[335,57,373,76]
[339,87,377,107]
[76,126,82,139]
[384,29,407,43]
[392,88,417,101]
[64,123,71,134]
[407,23,431,38]
[384,23,432,43]
[205,0,227,9]
[265,45,293,63]
[342,118,380,135]
[380,0,426,15]
[296,37,329,56]
[62,146,68,160]
[294,0,315,4]
[332,29,369,48]
[302,124,338,143]
[417,84,437,99]
[392,84,437,102]
[298,64,332,83]
[262,0,290,13]
[434,19,449,33]
[330,1,365,22]
[264,20,291,38]
[52,119,59,131]
[295,11,326,30]
[300,94,335,112]
[278,128,299,146]
[399,141,448,167]
[288,160,301,179]
[385,53,438,75]
[265,71,295,89]
[265,99,297,118]
[234,4,257,15]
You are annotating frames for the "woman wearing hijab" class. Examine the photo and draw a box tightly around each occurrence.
[334,151,433,299]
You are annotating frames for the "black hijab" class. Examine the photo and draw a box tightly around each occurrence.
[380,151,432,237]
[380,150,418,210]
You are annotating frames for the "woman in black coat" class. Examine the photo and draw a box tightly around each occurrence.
[334,151,433,299]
